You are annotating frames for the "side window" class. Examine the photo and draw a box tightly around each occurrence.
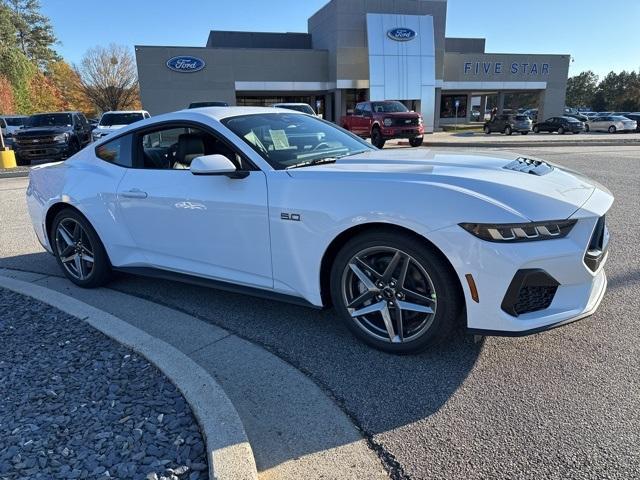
[95,134,133,167]
[135,124,247,171]
[362,103,372,117]
[354,103,364,116]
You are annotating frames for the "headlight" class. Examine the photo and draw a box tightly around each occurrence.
[53,133,69,143]
[383,118,393,127]
[459,219,577,242]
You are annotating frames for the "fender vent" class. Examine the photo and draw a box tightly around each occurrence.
[503,157,554,176]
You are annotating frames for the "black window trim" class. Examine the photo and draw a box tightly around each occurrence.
[93,120,259,172]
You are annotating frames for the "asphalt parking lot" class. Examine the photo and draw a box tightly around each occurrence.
[1,145,639,480]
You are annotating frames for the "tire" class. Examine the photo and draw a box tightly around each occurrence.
[483,125,491,134]
[521,131,529,135]
[608,125,616,134]
[15,154,30,166]
[504,126,513,136]
[371,127,385,149]
[51,209,111,288]
[585,124,590,132]
[558,126,565,135]
[65,140,80,159]
[409,137,423,147]
[329,230,463,354]
[533,125,540,133]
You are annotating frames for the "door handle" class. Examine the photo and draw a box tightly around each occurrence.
[121,189,148,199]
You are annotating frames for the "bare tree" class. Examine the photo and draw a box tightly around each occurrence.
[75,44,140,112]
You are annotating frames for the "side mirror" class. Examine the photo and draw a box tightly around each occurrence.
[190,154,248,179]
[346,109,354,116]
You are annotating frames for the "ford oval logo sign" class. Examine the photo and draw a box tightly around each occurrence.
[166,56,206,73]
[387,28,417,42]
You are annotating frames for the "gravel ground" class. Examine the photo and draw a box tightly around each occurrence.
[0,288,208,480]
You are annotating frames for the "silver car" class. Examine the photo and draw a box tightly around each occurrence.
[586,115,637,133]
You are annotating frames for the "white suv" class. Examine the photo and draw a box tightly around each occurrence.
[92,110,150,141]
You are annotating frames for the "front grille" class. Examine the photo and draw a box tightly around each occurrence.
[584,216,608,272]
[16,136,57,146]
[388,117,419,127]
[501,269,560,317]
[512,285,558,315]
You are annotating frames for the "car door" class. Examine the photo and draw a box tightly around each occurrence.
[351,103,366,136]
[115,122,273,289]
[591,116,605,131]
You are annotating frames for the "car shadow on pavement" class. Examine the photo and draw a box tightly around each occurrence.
[1,252,483,473]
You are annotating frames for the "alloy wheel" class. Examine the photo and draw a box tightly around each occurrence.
[54,218,95,281]
[341,246,437,344]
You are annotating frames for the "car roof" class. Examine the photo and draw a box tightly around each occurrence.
[180,106,305,121]
[30,111,80,115]
[272,103,310,106]
[101,110,148,114]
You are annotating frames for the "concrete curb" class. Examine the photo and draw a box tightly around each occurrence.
[0,167,30,178]
[0,274,259,480]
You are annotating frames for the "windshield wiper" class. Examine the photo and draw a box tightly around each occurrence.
[286,150,370,170]
[286,157,338,170]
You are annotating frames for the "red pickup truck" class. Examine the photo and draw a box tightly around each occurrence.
[341,100,424,149]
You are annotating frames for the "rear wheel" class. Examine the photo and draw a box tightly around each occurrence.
[504,126,513,135]
[608,125,616,134]
[330,231,462,354]
[483,125,491,134]
[533,125,540,133]
[409,137,423,147]
[51,209,111,288]
[371,127,385,149]
[585,124,590,132]
[558,126,565,135]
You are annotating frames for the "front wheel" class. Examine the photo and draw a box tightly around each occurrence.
[608,125,616,134]
[330,231,462,354]
[533,125,540,133]
[371,128,385,149]
[504,126,513,135]
[51,209,111,288]
[585,124,590,132]
[483,125,491,134]
[409,137,423,147]
[558,126,565,135]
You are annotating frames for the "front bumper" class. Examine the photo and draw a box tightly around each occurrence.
[428,191,612,335]
[15,144,72,161]
[381,126,424,139]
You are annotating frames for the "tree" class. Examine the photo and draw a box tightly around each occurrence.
[27,69,63,112]
[2,0,59,69]
[0,75,15,114]
[49,60,96,116]
[75,44,141,112]
[0,44,36,113]
[566,71,598,108]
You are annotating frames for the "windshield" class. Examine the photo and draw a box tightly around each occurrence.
[564,117,580,123]
[99,113,144,127]
[222,113,375,170]
[276,104,316,115]
[27,113,72,128]
[371,101,409,113]
[4,117,25,126]
[514,115,529,121]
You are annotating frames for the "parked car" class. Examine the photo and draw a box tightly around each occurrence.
[483,114,532,135]
[271,103,320,117]
[92,110,150,141]
[622,113,640,132]
[26,107,612,353]
[586,115,637,133]
[565,113,589,123]
[13,112,93,165]
[523,108,538,122]
[188,101,229,108]
[533,116,584,134]
[341,100,424,148]
[0,115,28,138]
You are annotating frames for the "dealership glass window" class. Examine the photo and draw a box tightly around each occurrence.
[440,95,468,119]
[95,134,132,168]
[344,89,368,114]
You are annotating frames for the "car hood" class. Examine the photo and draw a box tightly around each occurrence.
[95,125,127,133]
[15,126,70,137]
[287,149,605,221]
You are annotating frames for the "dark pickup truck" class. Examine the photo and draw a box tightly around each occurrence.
[13,111,92,165]
[341,100,424,148]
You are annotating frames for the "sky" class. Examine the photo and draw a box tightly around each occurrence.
[41,0,639,79]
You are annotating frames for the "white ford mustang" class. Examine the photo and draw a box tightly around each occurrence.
[26,107,613,353]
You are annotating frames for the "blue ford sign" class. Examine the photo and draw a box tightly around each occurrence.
[387,28,417,42]
[166,56,206,73]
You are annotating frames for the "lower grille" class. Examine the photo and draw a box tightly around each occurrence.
[501,269,560,317]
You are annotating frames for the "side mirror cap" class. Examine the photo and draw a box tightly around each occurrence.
[190,154,248,179]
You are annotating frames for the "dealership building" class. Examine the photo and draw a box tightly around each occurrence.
[135,0,570,132]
